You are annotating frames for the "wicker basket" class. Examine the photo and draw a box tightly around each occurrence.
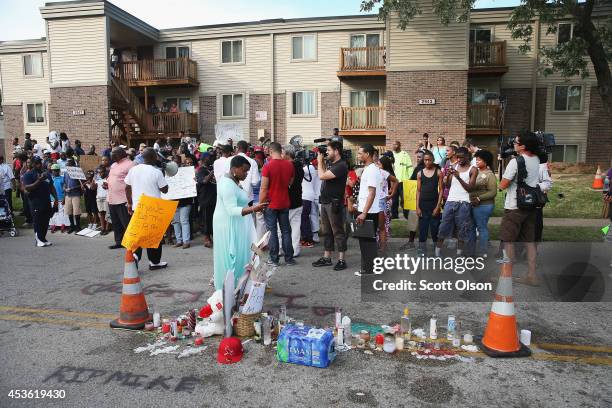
[234,313,260,337]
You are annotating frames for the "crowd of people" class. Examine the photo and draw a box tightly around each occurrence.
[4,129,612,288]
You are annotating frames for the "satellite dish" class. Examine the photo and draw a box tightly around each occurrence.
[165,161,179,177]
[289,135,303,149]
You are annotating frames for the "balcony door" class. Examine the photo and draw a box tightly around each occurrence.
[349,34,381,68]
[165,46,189,78]
[350,90,380,129]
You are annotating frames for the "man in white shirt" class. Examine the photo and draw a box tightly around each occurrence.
[0,155,16,212]
[125,148,169,270]
[213,144,232,182]
[236,141,260,204]
[355,144,381,276]
[499,131,542,286]
[301,159,320,246]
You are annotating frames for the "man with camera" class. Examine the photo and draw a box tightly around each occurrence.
[498,130,542,286]
[312,140,349,271]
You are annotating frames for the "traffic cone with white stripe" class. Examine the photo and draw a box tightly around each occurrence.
[110,250,151,330]
[477,261,531,357]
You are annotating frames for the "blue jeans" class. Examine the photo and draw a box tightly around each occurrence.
[418,210,440,244]
[172,205,191,244]
[471,203,494,255]
[264,208,293,263]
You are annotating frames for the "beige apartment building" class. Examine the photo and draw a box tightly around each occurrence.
[0,0,610,165]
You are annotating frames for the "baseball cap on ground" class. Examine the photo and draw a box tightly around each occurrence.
[217,337,243,364]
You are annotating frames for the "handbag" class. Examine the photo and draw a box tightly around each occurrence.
[516,156,548,209]
[350,219,376,239]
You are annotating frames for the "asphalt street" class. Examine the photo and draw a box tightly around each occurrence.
[0,229,611,407]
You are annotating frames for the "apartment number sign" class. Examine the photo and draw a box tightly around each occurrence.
[255,111,267,121]
[72,109,86,116]
[417,99,436,105]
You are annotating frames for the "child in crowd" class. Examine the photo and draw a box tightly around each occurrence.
[416,150,443,256]
[49,164,69,233]
[95,166,110,235]
[83,170,99,230]
[377,155,398,253]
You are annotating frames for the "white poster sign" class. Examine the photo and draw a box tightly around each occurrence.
[161,166,196,200]
[239,281,266,315]
[65,166,86,180]
[215,123,245,143]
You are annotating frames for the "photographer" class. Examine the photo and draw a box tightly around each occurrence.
[312,140,348,271]
[498,131,542,286]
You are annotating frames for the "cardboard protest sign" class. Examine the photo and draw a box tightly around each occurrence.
[402,180,418,211]
[161,166,197,200]
[65,166,86,180]
[79,155,101,172]
[121,195,178,251]
[239,281,266,315]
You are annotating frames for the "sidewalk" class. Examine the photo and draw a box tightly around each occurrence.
[489,217,608,227]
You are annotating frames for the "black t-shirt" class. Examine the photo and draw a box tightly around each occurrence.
[289,161,304,209]
[22,169,52,209]
[196,165,217,205]
[320,159,348,203]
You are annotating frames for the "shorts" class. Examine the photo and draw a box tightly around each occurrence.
[438,201,473,241]
[64,195,82,216]
[84,196,98,214]
[500,208,537,243]
[96,197,109,213]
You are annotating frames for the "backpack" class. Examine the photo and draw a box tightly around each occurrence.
[516,156,548,209]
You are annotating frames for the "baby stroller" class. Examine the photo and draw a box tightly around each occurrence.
[0,194,18,237]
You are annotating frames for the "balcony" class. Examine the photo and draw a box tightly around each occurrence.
[339,106,386,136]
[468,41,508,76]
[337,46,386,79]
[148,112,198,136]
[116,58,199,87]
[467,104,502,135]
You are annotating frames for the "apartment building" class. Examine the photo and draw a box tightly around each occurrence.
[0,0,610,165]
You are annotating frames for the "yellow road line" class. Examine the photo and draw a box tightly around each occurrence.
[0,314,109,329]
[0,306,116,319]
[532,343,612,354]
[531,353,612,366]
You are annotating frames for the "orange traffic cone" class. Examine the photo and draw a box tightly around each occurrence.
[110,250,151,330]
[592,166,604,189]
[478,261,531,357]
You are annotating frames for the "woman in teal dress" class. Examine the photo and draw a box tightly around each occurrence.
[213,155,268,290]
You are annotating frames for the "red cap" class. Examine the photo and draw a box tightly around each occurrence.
[217,337,243,364]
[199,304,212,318]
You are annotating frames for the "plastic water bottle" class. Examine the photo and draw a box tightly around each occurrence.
[604,176,610,193]
[429,314,438,340]
[400,307,411,341]
[447,315,456,341]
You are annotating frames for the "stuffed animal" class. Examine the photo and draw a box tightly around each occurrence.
[195,290,224,337]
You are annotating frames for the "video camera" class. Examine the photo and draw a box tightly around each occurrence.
[500,131,555,159]
[312,136,352,163]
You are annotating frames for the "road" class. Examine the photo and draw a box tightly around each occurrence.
[0,229,611,407]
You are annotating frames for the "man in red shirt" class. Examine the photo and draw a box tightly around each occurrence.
[259,142,295,266]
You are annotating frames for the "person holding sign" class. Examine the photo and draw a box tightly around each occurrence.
[213,155,268,290]
[125,148,169,270]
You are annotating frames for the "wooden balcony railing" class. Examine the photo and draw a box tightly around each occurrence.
[339,46,386,71]
[116,58,198,85]
[469,41,506,67]
[467,104,502,129]
[340,106,386,130]
[149,112,198,134]
[110,76,148,129]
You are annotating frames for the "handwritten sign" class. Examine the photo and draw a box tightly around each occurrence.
[239,281,266,315]
[122,195,177,251]
[161,166,196,200]
[215,123,245,143]
[65,166,86,180]
[402,180,417,211]
[79,155,101,172]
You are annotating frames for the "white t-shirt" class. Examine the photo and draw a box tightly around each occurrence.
[96,178,108,199]
[238,152,260,202]
[378,169,390,200]
[358,163,381,213]
[213,156,231,182]
[124,164,168,208]
[447,164,472,203]
[502,154,541,210]
[33,143,44,158]
[301,164,320,202]
[0,163,14,191]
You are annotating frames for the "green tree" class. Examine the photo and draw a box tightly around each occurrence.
[361,0,612,113]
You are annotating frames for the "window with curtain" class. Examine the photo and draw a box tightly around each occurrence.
[558,23,573,44]
[23,54,42,76]
[350,34,380,47]
[165,46,190,58]
[26,103,45,123]
[222,94,244,117]
[469,28,492,43]
[554,85,582,112]
[292,91,315,115]
[550,145,578,163]
[291,35,316,60]
[221,40,243,63]
[350,90,380,107]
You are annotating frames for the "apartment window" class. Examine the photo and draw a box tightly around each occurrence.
[350,33,380,48]
[350,90,380,107]
[469,28,491,43]
[165,97,192,113]
[291,35,316,61]
[221,40,243,64]
[554,85,583,112]
[292,91,315,115]
[468,88,488,104]
[558,23,573,44]
[165,46,190,58]
[23,54,43,76]
[550,144,578,163]
[222,94,244,117]
[26,103,45,124]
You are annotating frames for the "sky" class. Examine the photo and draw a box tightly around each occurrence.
[0,0,521,42]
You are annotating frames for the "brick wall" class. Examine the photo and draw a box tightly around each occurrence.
[199,95,216,143]
[534,88,547,132]
[274,93,286,144]
[586,86,612,167]
[500,88,531,134]
[249,94,271,144]
[2,105,24,158]
[386,71,467,151]
[321,91,339,136]
[49,86,110,153]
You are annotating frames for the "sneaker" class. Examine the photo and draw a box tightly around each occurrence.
[285,258,297,266]
[36,240,46,247]
[173,242,183,248]
[92,224,99,231]
[266,260,280,267]
[333,260,347,271]
[108,244,122,249]
[312,257,332,267]
[182,243,190,249]
[149,261,168,271]
[43,241,52,247]
[301,241,314,248]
